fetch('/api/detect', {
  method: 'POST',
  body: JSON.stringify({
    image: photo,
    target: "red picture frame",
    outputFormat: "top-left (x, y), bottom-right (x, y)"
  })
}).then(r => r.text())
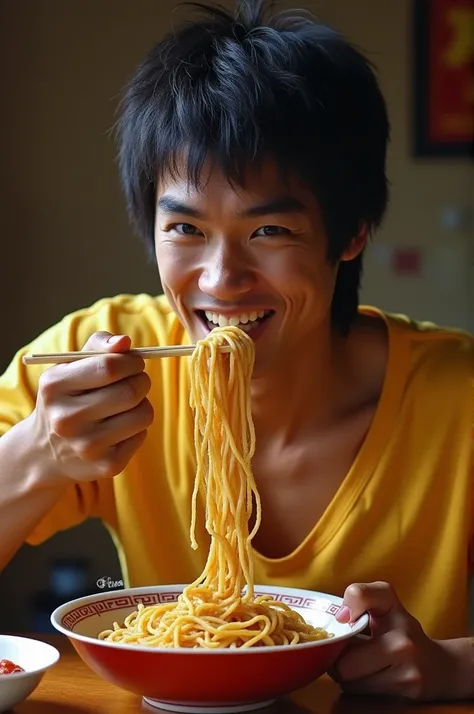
top-left (413, 0), bottom-right (473, 156)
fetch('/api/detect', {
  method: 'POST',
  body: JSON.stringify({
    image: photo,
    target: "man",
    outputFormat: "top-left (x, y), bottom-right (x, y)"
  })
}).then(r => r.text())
top-left (0, 0), bottom-right (473, 701)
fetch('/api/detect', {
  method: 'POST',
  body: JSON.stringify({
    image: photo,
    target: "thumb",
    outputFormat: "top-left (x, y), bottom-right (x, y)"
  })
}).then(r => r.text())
top-left (81, 331), bottom-right (131, 354)
top-left (336, 582), bottom-right (405, 637)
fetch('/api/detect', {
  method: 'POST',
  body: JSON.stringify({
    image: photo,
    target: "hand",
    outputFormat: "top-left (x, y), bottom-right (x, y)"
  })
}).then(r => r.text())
top-left (29, 331), bottom-right (154, 482)
top-left (331, 581), bottom-right (474, 701)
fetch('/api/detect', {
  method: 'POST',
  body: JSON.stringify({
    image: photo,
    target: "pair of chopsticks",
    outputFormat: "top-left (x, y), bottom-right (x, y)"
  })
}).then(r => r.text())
top-left (22, 344), bottom-right (231, 366)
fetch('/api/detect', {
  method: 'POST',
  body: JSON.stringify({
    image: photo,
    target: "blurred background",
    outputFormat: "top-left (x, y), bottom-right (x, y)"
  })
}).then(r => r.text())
top-left (0, 0), bottom-right (472, 631)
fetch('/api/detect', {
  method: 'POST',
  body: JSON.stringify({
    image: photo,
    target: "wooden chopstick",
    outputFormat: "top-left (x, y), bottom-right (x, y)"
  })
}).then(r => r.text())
top-left (21, 344), bottom-right (231, 366)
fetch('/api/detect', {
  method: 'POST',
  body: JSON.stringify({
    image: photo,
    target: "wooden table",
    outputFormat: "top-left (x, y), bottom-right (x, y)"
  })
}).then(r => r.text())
top-left (12, 634), bottom-right (473, 714)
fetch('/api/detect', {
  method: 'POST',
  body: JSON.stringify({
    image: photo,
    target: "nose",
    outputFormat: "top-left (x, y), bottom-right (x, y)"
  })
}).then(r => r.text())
top-left (198, 241), bottom-right (257, 301)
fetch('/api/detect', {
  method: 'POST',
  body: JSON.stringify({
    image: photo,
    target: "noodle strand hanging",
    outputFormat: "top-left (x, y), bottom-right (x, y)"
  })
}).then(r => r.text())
top-left (98, 327), bottom-right (331, 648)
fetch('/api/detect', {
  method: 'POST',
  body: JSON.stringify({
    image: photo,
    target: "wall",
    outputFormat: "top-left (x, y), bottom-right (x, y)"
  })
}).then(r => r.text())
top-left (0, 0), bottom-right (472, 630)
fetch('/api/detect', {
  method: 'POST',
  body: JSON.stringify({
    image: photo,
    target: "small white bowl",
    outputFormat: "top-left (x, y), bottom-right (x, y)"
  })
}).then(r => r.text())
top-left (0, 634), bottom-right (60, 713)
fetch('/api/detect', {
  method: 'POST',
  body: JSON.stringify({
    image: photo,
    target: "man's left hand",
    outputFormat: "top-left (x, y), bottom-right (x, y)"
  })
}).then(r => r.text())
top-left (331, 581), bottom-right (474, 701)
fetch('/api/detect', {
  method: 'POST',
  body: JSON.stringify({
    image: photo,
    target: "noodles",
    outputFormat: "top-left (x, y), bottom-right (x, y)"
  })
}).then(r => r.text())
top-left (98, 326), bottom-right (332, 648)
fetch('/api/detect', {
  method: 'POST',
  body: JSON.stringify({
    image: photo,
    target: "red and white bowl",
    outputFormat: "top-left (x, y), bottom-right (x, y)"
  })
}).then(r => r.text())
top-left (51, 585), bottom-right (368, 713)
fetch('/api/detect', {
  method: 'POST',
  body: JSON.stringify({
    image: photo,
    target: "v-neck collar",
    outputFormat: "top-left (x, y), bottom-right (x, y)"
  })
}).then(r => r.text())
top-left (253, 306), bottom-right (410, 564)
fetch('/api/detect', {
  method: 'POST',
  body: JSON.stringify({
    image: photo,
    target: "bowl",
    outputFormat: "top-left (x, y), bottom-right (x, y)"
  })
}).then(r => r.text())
top-left (0, 634), bottom-right (60, 713)
top-left (51, 584), bottom-right (368, 713)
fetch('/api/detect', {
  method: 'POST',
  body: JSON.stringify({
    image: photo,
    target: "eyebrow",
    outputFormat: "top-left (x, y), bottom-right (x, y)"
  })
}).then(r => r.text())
top-left (157, 196), bottom-right (204, 218)
top-left (157, 195), bottom-right (307, 219)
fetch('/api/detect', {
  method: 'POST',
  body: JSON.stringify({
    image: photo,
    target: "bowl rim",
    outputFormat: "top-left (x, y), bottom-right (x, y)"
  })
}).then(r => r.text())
top-left (0, 634), bottom-right (60, 678)
top-left (50, 584), bottom-right (369, 655)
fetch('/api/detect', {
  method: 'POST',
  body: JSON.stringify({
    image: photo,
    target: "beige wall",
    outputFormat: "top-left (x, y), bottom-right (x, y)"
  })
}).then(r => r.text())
top-left (0, 0), bottom-right (472, 629)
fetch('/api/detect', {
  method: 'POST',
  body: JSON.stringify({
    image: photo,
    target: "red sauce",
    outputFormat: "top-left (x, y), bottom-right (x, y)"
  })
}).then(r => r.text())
top-left (0, 659), bottom-right (25, 674)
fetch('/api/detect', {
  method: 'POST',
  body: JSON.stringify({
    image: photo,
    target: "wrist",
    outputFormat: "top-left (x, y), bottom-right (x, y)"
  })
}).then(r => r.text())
top-left (436, 637), bottom-right (474, 700)
top-left (8, 414), bottom-right (69, 492)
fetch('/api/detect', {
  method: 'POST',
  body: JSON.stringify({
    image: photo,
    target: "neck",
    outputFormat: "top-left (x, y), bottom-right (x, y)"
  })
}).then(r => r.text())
top-left (251, 321), bottom-right (350, 443)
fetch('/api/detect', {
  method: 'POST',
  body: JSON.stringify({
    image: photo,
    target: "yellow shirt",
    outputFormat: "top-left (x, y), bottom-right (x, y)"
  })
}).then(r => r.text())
top-left (0, 294), bottom-right (473, 640)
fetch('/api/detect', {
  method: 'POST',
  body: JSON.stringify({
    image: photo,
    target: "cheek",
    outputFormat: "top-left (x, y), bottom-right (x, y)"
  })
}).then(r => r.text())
top-left (264, 249), bottom-right (337, 305)
top-left (155, 242), bottom-right (195, 297)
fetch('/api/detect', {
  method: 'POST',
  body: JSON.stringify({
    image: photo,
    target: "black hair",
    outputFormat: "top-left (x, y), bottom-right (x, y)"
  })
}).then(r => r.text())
top-left (117, 0), bottom-right (390, 334)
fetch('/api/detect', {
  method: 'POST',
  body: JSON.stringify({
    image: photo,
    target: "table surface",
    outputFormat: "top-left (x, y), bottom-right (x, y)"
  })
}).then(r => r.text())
top-left (10, 634), bottom-right (473, 714)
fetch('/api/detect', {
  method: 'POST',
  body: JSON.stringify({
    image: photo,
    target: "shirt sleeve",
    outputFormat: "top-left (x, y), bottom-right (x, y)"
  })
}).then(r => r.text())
top-left (0, 302), bottom-right (120, 546)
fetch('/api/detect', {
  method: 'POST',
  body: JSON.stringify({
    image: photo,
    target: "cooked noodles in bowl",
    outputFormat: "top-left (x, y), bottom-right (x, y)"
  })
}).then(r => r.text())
top-left (51, 584), bottom-right (367, 712)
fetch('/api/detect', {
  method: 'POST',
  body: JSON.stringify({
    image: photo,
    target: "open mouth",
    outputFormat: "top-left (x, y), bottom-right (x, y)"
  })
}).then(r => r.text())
top-left (196, 309), bottom-right (274, 334)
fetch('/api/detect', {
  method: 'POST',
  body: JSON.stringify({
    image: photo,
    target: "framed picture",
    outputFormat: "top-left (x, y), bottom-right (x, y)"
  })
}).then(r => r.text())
top-left (413, 0), bottom-right (473, 157)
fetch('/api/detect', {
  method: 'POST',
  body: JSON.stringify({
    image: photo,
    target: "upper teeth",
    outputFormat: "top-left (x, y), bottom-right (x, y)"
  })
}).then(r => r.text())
top-left (204, 310), bottom-right (266, 327)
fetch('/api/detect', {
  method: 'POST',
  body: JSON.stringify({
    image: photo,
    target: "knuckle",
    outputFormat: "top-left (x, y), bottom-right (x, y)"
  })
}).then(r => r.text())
top-left (96, 459), bottom-right (121, 479)
top-left (141, 370), bottom-right (151, 391)
top-left (119, 373), bottom-right (149, 405)
top-left (344, 581), bottom-right (397, 610)
top-left (375, 581), bottom-right (396, 596)
top-left (117, 380), bottom-right (138, 405)
top-left (50, 409), bottom-right (74, 438)
top-left (114, 432), bottom-right (147, 472)
top-left (96, 355), bottom-right (120, 381)
top-left (38, 369), bottom-right (60, 402)
top-left (400, 667), bottom-right (423, 698)
top-left (391, 632), bottom-right (416, 660)
top-left (133, 372), bottom-right (151, 399)
top-left (140, 398), bottom-right (155, 426)
top-left (403, 667), bottom-right (422, 685)
top-left (344, 583), bottom-right (366, 601)
top-left (83, 331), bottom-right (111, 350)
top-left (128, 355), bottom-right (146, 374)
top-left (74, 438), bottom-right (101, 462)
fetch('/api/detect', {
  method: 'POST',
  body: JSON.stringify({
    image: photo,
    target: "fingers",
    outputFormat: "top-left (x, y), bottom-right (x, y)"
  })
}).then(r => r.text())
top-left (89, 431), bottom-right (150, 480)
top-left (39, 333), bottom-right (144, 395)
top-left (81, 331), bottom-right (131, 353)
top-left (32, 331), bottom-right (155, 482)
top-left (75, 398), bottom-right (155, 458)
top-left (334, 630), bottom-right (417, 683)
top-left (331, 582), bottom-right (447, 701)
top-left (337, 581), bottom-right (401, 624)
top-left (49, 372), bottom-right (152, 434)
top-left (110, 431), bottom-right (149, 473)
top-left (85, 372), bottom-right (152, 420)
top-left (339, 657), bottom-right (422, 700)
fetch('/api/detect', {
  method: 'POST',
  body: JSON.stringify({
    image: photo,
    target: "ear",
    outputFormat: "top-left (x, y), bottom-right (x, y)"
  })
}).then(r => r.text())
top-left (340, 224), bottom-right (368, 262)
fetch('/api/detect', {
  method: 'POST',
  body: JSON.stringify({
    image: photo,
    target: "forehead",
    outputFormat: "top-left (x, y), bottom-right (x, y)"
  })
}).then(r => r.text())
top-left (156, 158), bottom-right (317, 211)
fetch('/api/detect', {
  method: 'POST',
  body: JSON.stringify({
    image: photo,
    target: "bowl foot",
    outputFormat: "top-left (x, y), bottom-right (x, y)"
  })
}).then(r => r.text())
top-left (142, 698), bottom-right (277, 713)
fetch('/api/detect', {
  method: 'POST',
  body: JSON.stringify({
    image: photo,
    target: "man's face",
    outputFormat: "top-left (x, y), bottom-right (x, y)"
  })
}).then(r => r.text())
top-left (154, 161), bottom-right (359, 374)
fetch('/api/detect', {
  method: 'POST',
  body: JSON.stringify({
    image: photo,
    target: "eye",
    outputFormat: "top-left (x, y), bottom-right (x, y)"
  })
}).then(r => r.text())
top-left (170, 223), bottom-right (204, 236)
top-left (252, 225), bottom-right (290, 237)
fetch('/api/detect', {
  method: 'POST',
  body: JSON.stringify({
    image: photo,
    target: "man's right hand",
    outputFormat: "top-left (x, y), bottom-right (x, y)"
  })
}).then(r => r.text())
top-left (29, 331), bottom-right (154, 482)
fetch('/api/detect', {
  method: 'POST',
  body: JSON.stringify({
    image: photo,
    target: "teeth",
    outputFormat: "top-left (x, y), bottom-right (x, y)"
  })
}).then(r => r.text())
top-left (204, 310), bottom-right (269, 327)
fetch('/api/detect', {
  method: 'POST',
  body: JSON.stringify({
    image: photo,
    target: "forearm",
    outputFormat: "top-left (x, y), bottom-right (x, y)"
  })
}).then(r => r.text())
top-left (437, 637), bottom-right (474, 700)
top-left (0, 415), bottom-right (68, 571)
